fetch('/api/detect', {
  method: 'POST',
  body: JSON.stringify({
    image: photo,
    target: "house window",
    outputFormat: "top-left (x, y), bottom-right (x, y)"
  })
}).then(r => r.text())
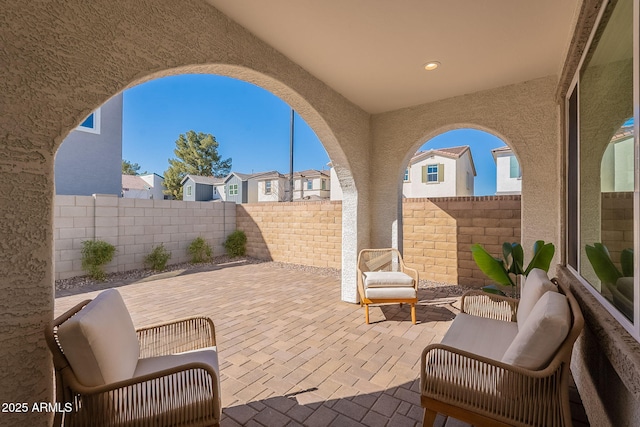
top-left (404, 168), bottom-right (410, 182)
top-left (509, 155), bottom-right (522, 179)
top-left (321, 179), bottom-right (326, 190)
top-left (186, 185), bottom-right (192, 196)
top-left (265, 181), bottom-right (272, 194)
top-left (307, 179), bottom-right (313, 190)
top-left (567, 0), bottom-right (637, 334)
top-left (76, 108), bottom-right (101, 134)
top-left (427, 164), bottom-right (438, 182)
top-left (229, 184), bottom-right (238, 195)
top-left (466, 171), bottom-right (472, 190)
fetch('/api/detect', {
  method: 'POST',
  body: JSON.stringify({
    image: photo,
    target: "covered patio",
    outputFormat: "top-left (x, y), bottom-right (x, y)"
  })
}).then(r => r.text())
top-left (54, 261), bottom-right (587, 426)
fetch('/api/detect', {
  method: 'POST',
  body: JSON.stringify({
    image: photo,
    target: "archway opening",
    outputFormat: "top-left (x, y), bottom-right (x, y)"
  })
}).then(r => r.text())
top-left (399, 128), bottom-right (522, 288)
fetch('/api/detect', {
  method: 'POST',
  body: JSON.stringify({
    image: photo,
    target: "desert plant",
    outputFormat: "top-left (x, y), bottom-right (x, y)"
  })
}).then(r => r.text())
top-left (224, 230), bottom-right (247, 257)
top-left (585, 242), bottom-right (633, 285)
top-left (144, 244), bottom-right (172, 271)
top-left (188, 237), bottom-right (212, 263)
top-left (81, 239), bottom-right (116, 280)
top-left (471, 240), bottom-right (555, 296)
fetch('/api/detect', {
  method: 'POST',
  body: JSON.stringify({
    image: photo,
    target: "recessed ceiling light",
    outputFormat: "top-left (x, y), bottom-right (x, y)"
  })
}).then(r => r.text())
top-left (423, 61), bottom-right (440, 71)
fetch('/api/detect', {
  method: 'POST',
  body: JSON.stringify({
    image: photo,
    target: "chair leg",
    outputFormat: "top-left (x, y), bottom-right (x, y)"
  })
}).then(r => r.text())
top-left (411, 304), bottom-right (416, 325)
top-left (423, 408), bottom-right (437, 427)
top-left (365, 304), bottom-right (370, 324)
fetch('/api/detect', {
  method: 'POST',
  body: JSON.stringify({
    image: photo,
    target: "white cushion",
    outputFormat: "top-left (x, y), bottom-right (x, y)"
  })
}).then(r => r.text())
top-left (57, 289), bottom-right (140, 387)
top-left (365, 286), bottom-right (417, 300)
top-left (517, 268), bottom-right (557, 329)
top-left (364, 271), bottom-right (414, 288)
top-left (502, 291), bottom-right (571, 370)
top-left (441, 313), bottom-right (519, 361)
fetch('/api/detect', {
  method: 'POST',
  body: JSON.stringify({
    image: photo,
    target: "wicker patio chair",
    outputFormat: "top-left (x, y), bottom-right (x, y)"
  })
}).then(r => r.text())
top-left (45, 289), bottom-right (221, 427)
top-left (420, 277), bottom-right (584, 427)
top-left (357, 248), bottom-right (419, 324)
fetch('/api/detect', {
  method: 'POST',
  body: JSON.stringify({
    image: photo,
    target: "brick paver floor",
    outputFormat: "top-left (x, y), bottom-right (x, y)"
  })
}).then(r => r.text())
top-left (54, 260), bottom-right (587, 427)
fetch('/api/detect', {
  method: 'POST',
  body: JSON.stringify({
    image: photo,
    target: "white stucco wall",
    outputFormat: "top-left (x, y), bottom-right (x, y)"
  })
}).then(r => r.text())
top-left (495, 153), bottom-right (523, 194)
top-left (403, 155), bottom-right (458, 198)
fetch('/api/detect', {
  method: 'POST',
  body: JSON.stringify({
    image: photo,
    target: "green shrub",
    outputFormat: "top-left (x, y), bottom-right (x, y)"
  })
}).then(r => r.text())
top-left (224, 230), bottom-right (247, 257)
top-left (144, 244), bottom-right (172, 271)
top-left (81, 240), bottom-right (116, 280)
top-left (188, 237), bottom-right (212, 263)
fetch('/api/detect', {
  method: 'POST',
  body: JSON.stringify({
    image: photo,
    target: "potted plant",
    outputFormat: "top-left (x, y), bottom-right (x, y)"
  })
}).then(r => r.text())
top-left (471, 240), bottom-right (555, 296)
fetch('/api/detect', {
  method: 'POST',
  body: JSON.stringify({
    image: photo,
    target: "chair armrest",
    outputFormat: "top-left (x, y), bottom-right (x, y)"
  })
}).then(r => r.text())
top-left (137, 316), bottom-right (216, 358)
top-left (401, 265), bottom-right (419, 288)
top-left (61, 362), bottom-right (220, 425)
top-left (420, 343), bottom-right (564, 426)
top-left (461, 290), bottom-right (518, 322)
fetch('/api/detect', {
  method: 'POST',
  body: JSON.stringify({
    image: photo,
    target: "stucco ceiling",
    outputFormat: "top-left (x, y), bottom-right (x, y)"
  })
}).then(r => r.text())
top-left (206, 0), bottom-right (581, 114)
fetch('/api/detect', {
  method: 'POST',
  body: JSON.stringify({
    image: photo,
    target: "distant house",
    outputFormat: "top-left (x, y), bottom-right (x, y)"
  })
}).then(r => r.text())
top-left (492, 146), bottom-right (522, 195)
top-left (181, 175), bottom-right (224, 202)
top-left (122, 173), bottom-right (166, 199)
top-left (601, 121), bottom-right (634, 192)
top-left (255, 171), bottom-right (288, 202)
top-left (402, 146), bottom-right (476, 198)
top-left (55, 93), bottom-right (123, 196)
top-left (292, 169), bottom-right (330, 200)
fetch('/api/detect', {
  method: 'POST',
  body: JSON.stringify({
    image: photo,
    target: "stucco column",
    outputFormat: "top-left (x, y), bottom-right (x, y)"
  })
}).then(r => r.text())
top-left (0, 151), bottom-right (55, 425)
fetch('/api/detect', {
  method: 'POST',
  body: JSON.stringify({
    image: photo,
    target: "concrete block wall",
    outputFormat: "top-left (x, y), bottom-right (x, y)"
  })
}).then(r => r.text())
top-left (402, 195), bottom-right (521, 287)
top-left (236, 201), bottom-right (342, 269)
top-left (601, 192), bottom-right (634, 271)
top-left (54, 194), bottom-right (236, 280)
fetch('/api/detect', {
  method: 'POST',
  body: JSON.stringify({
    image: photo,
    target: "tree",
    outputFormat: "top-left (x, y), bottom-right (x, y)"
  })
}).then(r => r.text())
top-left (163, 131), bottom-right (232, 199)
top-left (122, 160), bottom-right (146, 175)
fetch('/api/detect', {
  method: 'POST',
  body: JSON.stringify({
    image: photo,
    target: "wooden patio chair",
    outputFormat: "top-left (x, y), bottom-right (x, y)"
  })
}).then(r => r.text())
top-left (45, 288), bottom-right (221, 427)
top-left (357, 248), bottom-right (419, 324)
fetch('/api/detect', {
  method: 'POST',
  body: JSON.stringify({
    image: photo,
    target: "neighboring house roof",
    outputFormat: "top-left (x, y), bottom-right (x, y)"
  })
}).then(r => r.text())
top-left (293, 169), bottom-right (330, 179)
top-left (410, 145), bottom-right (477, 176)
top-left (491, 145), bottom-right (516, 162)
top-left (122, 175), bottom-right (150, 190)
top-left (141, 172), bottom-right (164, 179)
top-left (224, 170), bottom-right (284, 183)
top-left (180, 174), bottom-right (225, 186)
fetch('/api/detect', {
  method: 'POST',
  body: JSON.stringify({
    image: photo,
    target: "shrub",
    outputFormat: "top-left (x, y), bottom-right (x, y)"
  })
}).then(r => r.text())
top-left (81, 240), bottom-right (116, 280)
top-left (144, 244), bottom-right (172, 271)
top-left (188, 237), bottom-right (212, 263)
top-left (224, 230), bottom-right (247, 257)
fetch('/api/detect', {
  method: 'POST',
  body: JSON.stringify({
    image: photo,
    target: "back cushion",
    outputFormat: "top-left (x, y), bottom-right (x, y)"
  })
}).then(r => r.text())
top-left (502, 291), bottom-right (571, 370)
top-left (57, 289), bottom-right (140, 387)
top-left (517, 268), bottom-right (557, 328)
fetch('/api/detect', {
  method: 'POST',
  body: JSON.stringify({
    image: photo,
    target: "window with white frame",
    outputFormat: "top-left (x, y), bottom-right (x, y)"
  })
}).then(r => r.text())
top-left (76, 108), bottom-right (101, 134)
top-left (321, 179), bottom-right (326, 190)
top-left (427, 164), bottom-right (438, 182)
top-left (567, 0), bottom-right (638, 335)
top-left (307, 179), bottom-right (313, 190)
top-left (404, 168), bottom-right (410, 182)
top-left (229, 184), bottom-right (238, 195)
top-left (509, 155), bottom-right (522, 179)
top-left (186, 185), bottom-right (192, 196)
top-left (265, 181), bottom-right (272, 194)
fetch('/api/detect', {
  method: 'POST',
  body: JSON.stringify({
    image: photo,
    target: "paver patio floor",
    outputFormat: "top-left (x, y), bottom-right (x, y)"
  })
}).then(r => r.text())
top-left (54, 260), bottom-right (586, 427)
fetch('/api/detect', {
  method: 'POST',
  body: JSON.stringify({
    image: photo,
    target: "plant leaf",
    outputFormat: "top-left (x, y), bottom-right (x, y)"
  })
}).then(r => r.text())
top-left (510, 243), bottom-right (524, 275)
top-left (482, 284), bottom-right (507, 296)
top-left (585, 243), bottom-right (622, 285)
top-left (471, 243), bottom-right (514, 286)
top-left (621, 248), bottom-right (634, 277)
top-left (524, 241), bottom-right (555, 275)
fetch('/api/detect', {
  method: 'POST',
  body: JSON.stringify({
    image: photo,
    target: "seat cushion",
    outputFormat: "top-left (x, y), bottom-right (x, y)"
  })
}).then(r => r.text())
top-left (517, 268), bottom-right (557, 329)
top-left (364, 271), bottom-right (414, 288)
top-left (57, 289), bottom-right (140, 387)
top-left (441, 313), bottom-right (519, 361)
top-left (502, 291), bottom-right (571, 370)
top-left (365, 286), bottom-right (417, 300)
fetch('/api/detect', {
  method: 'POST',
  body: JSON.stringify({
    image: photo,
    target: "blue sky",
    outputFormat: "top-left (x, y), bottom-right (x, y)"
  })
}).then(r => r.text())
top-left (122, 74), bottom-right (506, 196)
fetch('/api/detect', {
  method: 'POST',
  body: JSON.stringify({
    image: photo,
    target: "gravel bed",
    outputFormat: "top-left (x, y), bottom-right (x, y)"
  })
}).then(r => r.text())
top-left (55, 256), bottom-right (469, 296)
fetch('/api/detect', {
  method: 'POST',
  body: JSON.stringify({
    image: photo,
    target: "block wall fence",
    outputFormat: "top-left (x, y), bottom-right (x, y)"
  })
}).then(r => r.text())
top-left (54, 195), bottom-right (236, 280)
top-left (54, 195), bottom-right (521, 287)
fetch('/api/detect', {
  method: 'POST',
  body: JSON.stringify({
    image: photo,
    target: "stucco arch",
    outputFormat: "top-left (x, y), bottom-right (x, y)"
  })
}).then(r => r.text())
top-left (0, 1), bottom-right (371, 421)
top-left (370, 76), bottom-right (561, 264)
